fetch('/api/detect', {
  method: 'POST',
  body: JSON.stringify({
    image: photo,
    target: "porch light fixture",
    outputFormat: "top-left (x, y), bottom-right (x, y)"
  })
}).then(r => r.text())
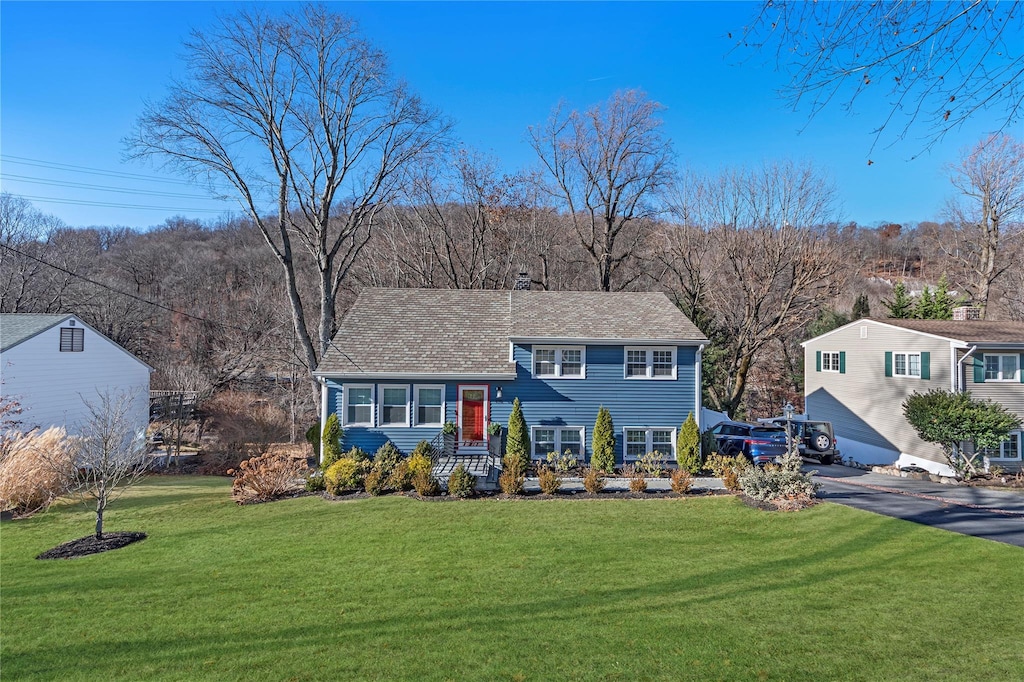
top-left (495, 386), bottom-right (503, 401)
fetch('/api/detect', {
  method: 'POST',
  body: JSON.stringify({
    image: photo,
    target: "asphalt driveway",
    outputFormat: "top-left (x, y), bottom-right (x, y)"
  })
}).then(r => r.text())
top-left (811, 464), bottom-right (1024, 547)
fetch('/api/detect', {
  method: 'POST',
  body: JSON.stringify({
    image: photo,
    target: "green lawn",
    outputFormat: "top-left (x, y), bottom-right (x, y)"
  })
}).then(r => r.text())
top-left (2, 478), bottom-right (1022, 681)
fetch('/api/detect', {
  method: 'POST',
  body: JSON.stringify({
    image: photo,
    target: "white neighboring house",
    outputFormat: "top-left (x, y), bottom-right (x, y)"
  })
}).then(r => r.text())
top-left (0, 314), bottom-right (152, 436)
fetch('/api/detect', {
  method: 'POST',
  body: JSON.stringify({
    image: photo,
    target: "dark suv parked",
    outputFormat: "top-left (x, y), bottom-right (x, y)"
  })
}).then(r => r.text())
top-left (767, 419), bottom-right (840, 464)
top-left (707, 421), bottom-right (789, 465)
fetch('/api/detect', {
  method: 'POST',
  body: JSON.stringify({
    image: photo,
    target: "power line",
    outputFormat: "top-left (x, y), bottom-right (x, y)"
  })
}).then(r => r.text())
top-left (0, 241), bottom-right (254, 332)
top-left (0, 154), bottom-right (208, 187)
top-left (1, 172), bottom-right (228, 200)
top-left (10, 193), bottom-right (233, 214)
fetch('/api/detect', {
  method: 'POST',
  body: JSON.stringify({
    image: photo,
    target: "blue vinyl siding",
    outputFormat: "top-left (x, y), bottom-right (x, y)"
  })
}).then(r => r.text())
top-left (325, 344), bottom-right (699, 464)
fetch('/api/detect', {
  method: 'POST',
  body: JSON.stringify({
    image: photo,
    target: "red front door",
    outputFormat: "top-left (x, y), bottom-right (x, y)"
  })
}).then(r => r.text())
top-left (459, 387), bottom-right (486, 443)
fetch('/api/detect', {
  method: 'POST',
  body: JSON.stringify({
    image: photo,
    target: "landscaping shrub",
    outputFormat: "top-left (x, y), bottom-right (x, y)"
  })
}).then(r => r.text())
top-left (388, 459), bottom-right (413, 491)
top-left (739, 451), bottom-right (820, 502)
top-left (231, 452), bottom-right (305, 504)
top-left (411, 469), bottom-right (441, 497)
top-left (408, 441), bottom-right (434, 476)
top-left (321, 414), bottom-right (344, 469)
top-left (537, 464), bottom-right (562, 495)
top-left (670, 467), bottom-right (693, 494)
top-left (676, 412), bottom-right (702, 474)
top-left (364, 468), bottom-right (387, 496)
top-left (447, 464), bottom-right (476, 498)
top-left (546, 449), bottom-right (577, 474)
top-left (324, 457), bottom-right (365, 495)
top-left (304, 469), bottom-right (325, 492)
top-left (591, 406), bottom-right (616, 472)
top-left (304, 423), bottom-right (321, 460)
top-left (638, 450), bottom-right (666, 477)
top-left (624, 464), bottom-right (648, 493)
top-left (722, 467), bottom-right (742, 492)
top-left (701, 429), bottom-right (718, 460)
top-left (505, 398), bottom-right (530, 472)
top-left (582, 466), bottom-right (606, 494)
top-left (499, 459), bottom-right (525, 495)
top-left (343, 446), bottom-right (369, 462)
top-left (372, 441), bottom-right (403, 479)
top-left (706, 453), bottom-right (748, 478)
top-left (0, 427), bottom-right (75, 517)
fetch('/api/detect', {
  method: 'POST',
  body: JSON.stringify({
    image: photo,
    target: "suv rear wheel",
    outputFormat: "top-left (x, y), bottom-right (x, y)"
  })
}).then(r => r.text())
top-left (811, 432), bottom-right (832, 452)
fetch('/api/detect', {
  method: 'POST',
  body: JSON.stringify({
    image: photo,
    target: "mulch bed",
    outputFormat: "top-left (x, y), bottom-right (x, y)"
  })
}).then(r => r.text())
top-left (323, 488), bottom-right (733, 502)
top-left (36, 532), bottom-right (147, 560)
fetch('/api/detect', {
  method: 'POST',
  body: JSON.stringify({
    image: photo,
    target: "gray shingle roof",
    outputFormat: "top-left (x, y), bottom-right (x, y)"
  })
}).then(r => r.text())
top-left (316, 289), bottom-right (707, 377)
top-left (0, 314), bottom-right (72, 352)
top-left (875, 318), bottom-right (1024, 345)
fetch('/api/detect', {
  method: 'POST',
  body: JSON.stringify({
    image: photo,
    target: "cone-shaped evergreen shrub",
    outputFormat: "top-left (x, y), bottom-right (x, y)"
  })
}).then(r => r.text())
top-left (321, 414), bottom-right (343, 468)
top-left (505, 397), bottom-right (530, 471)
top-left (591, 406), bottom-right (616, 472)
top-left (676, 412), bottom-right (701, 474)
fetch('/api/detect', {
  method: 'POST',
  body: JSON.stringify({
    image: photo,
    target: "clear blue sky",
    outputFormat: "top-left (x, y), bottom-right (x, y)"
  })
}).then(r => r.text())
top-left (0, 1), bottom-right (1009, 230)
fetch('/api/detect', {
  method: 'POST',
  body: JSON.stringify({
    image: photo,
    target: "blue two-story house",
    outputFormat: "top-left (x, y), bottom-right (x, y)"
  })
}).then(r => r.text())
top-left (314, 286), bottom-right (708, 471)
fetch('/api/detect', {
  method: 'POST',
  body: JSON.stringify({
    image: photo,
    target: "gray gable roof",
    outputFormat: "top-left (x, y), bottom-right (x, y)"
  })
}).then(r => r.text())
top-left (0, 314), bottom-right (72, 352)
top-left (316, 289), bottom-right (707, 377)
top-left (873, 318), bottom-right (1024, 346)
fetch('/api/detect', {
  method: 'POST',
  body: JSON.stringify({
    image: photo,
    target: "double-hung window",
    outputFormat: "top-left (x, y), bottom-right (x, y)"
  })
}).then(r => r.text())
top-left (894, 352), bottom-right (920, 377)
top-left (624, 347), bottom-right (676, 379)
top-left (979, 431), bottom-right (1021, 461)
top-left (532, 346), bottom-right (585, 378)
top-left (344, 385), bottom-right (374, 426)
top-left (821, 352), bottom-right (841, 372)
top-left (985, 355), bottom-right (1020, 382)
top-left (531, 426), bottom-right (585, 460)
top-left (413, 385), bottom-right (444, 427)
top-left (624, 428), bottom-right (676, 460)
top-left (380, 386), bottom-right (409, 427)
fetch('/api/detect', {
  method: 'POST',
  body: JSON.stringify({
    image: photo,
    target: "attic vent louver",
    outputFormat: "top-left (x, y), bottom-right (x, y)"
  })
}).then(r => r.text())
top-left (513, 271), bottom-right (531, 291)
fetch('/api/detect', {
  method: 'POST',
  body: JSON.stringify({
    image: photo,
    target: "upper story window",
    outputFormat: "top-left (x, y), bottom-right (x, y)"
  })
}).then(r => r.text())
top-left (885, 351), bottom-right (930, 379)
top-left (624, 347), bottom-right (677, 380)
top-left (532, 346), bottom-right (585, 379)
top-left (821, 352), bottom-right (841, 372)
top-left (59, 327), bottom-right (84, 352)
top-left (344, 385), bottom-right (374, 427)
top-left (985, 354), bottom-right (1020, 382)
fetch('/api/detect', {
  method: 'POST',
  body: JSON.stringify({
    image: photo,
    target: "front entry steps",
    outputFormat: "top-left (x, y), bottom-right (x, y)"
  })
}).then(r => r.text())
top-left (432, 455), bottom-right (501, 491)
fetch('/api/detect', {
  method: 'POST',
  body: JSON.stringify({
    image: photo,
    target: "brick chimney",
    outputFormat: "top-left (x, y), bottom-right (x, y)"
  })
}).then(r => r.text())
top-left (953, 306), bottom-right (982, 321)
top-left (513, 271), bottom-right (531, 291)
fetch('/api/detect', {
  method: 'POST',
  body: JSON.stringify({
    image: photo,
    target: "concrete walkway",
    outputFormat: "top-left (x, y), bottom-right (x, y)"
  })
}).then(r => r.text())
top-left (811, 464), bottom-right (1024, 547)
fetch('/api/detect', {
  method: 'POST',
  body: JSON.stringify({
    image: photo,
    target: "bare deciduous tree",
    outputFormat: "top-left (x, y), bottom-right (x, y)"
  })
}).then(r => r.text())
top-left (935, 134), bottom-right (1024, 317)
top-left (739, 1), bottom-right (1024, 152)
top-left (128, 5), bottom-right (450, 383)
top-left (529, 89), bottom-right (674, 291)
top-left (67, 390), bottom-right (150, 539)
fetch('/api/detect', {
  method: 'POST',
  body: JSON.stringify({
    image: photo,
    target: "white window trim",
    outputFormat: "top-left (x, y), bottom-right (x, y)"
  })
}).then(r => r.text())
top-left (532, 345), bottom-right (586, 379)
top-left (623, 346), bottom-right (677, 380)
top-left (622, 427), bottom-right (678, 461)
top-left (981, 431), bottom-right (1022, 462)
top-left (530, 425), bottom-right (586, 460)
top-left (412, 384), bottom-right (446, 428)
top-left (379, 384), bottom-right (410, 428)
top-left (985, 354), bottom-right (1020, 382)
top-left (892, 351), bottom-right (922, 378)
top-left (821, 351), bottom-right (841, 373)
top-left (343, 384), bottom-right (375, 427)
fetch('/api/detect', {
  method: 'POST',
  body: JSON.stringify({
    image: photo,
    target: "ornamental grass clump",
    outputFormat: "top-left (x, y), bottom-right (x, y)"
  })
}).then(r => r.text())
top-left (231, 452), bottom-right (305, 504)
top-left (0, 427), bottom-right (75, 518)
top-left (447, 464), bottom-right (476, 498)
top-left (537, 463), bottom-right (562, 495)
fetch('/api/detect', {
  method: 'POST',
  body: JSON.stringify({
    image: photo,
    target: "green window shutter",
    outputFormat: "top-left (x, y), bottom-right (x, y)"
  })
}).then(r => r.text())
top-left (1020, 354), bottom-right (1024, 383)
top-left (839, 351), bottom-right (846, 374)
top-left (974, 354), bottom-right (985, 384)
top-left (920, 351), bottom-right (930, 380)
top-left (815, 350), bottom-right (822, 372)
top-left (884, 351), bottom-right (892, 377)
